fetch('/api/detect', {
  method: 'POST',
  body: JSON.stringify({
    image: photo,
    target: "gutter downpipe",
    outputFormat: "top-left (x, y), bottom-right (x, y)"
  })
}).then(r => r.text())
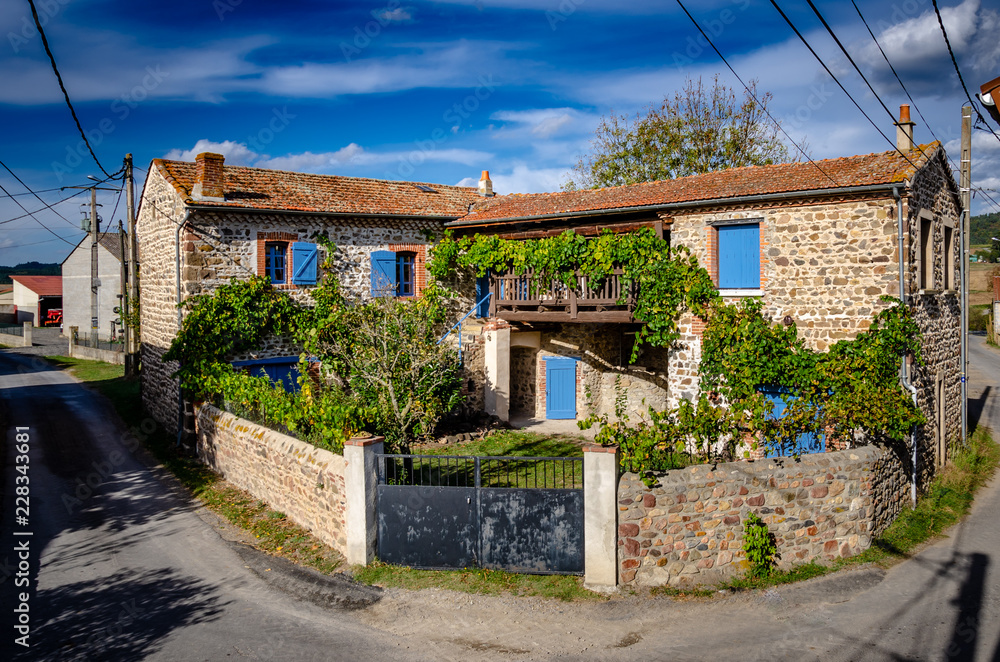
top-left (176, 210), bottom-right (192, 447)
top-left (894, 186), bottom-right (919, 508)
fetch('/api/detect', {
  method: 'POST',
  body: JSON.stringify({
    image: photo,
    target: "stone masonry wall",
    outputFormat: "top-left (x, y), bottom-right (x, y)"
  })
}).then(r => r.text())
top-left (616, 445), bottom-right (909, 587)
top-left (195, 403), bottom-right (348, 555)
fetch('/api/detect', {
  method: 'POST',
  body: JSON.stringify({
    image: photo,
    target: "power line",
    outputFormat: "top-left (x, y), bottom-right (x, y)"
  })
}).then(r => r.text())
top-left (0, 158), bottom-right (78, 227)
top-left (25, 0), bottom-right (122, 180)
top-left (768, 0), bottom-right (924, 174)
top-left (0, 188), bottom-right (88, 225)
top-left (0, 235), bottom-right (85, 251)
top-left (931, 0), bottom-right (1000, 144)
top-left (672, 0), bottom-right (841, 187)
top-left (0, 177), bottom-right (78, 245)
top-left (0, 186), bottom-right (68, 199)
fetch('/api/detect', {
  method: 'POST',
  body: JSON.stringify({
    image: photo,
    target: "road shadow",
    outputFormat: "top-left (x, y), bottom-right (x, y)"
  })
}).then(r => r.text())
top-left (7, 567), bottom-right (227, 661)
top-left (969, 385), bottom-right (992, 435)
top-left (945, 552), bottom-right (988, 660)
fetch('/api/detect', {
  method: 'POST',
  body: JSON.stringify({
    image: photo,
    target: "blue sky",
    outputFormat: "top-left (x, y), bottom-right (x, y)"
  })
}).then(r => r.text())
top-left (1, 0), bottom-right (999, 264)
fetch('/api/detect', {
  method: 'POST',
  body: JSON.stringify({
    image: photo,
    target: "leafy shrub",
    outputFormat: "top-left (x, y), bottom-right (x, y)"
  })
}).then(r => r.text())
top-left (743, 512), bottom-right (779, 579)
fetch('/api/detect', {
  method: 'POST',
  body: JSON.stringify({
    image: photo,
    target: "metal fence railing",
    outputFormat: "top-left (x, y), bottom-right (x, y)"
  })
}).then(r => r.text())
top-left (0, 322), bottom-right (24, 337)
top-left (73, 335), bottom-right (125, 352)
top-left (378, 454), bottom-right (584, 490)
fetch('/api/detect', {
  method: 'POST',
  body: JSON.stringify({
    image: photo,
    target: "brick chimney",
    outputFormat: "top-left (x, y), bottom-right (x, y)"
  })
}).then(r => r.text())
top-left (478, 170), bottom-right (494, 197)
top-left (192, 152), bottom-right (226, 201)
top-left (895, 105), bottom-right (915, 152)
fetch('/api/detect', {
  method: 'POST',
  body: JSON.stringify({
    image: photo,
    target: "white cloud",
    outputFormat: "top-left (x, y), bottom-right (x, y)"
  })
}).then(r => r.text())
top-left (492, 108), bottom-right (579, 138)
top-left (163, 140), bottom-right (493, 174)
top-left (456, 163), bottom-right (572, 194)
top-left (164, 139), bottom-right (259, 165)
top-left (378, 8), bottom-right (413, 22)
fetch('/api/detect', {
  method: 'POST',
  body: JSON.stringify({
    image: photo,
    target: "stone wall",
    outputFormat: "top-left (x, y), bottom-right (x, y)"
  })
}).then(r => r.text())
top-left (195, 403), bottom-right (348, 555)
top-left (616, 445), bottom-right (909, 587)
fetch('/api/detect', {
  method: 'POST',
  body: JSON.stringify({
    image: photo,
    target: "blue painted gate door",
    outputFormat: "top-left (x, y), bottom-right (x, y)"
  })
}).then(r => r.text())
top-left (545, 357), bottom-right (577, 420)
top-left (761, 387), bottom-right (825, 457)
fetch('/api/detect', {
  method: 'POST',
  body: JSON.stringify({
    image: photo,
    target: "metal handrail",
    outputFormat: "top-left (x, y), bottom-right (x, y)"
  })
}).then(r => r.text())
top-left (437, 292), bottom-right (492, 364)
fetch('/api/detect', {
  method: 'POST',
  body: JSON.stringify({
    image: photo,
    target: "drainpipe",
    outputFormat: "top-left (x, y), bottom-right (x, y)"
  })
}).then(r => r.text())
top-left (894, 187), bottom-right (919, 508)
top-left (176, 210), bottom-right (192, 446)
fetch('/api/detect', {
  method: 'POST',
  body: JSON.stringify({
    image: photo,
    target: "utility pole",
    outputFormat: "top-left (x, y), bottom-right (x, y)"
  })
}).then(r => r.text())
top-left (118, 221), bottom-right (128, 354)
top-left (125, 154), bottom-right (139, 377)
top-left (90, 186), bottom-right (99, 345)
top-left (961, 106), bottom-right (972, 444)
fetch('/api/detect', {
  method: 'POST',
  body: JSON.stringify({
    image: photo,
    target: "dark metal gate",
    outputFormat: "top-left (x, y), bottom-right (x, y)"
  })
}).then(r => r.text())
top-left (376, 454), bottom-right (584, 574)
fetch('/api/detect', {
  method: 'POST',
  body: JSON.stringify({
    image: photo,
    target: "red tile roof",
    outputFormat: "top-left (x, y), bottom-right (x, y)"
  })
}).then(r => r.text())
top-left (456, 144), bottom-right (940, 225)
top-left (153, 159), bottom-right (482, 218)
top-left (10, 275), bottom-right (61, 297)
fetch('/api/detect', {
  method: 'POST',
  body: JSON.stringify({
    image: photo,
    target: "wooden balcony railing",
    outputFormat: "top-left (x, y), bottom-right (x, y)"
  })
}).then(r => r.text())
top-left (488, 269), bottom-right (637, 323)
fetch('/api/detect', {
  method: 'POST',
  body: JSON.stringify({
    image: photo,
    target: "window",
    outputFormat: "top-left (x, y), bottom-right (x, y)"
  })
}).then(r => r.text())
top-left (919, 214), bottom-right (933, 290)
top-left (265, 242), bottom-right (287, 284)
top-left (717, 223), bottom-right (760, 290)
top-left (232, 356), bottom-right (300, 393)
top-left (396, 252), bottom-right (415, 297)
top-left (943, 226), bottom-right (955, 290)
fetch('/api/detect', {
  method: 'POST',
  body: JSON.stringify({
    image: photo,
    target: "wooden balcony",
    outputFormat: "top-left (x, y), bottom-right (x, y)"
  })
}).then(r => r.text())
top-left (488, 269), bottom-right (637, 323)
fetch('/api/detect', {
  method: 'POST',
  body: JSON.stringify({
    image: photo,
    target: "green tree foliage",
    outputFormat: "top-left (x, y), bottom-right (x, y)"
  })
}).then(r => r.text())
top-left (565, 76), bottom-right (796, 190)
top-left (430, 228), bottom-right (718, 355)
top-left (165, 276), bottom-right (308, 395)
top-left (969, 212), bottom-right (1000, 245)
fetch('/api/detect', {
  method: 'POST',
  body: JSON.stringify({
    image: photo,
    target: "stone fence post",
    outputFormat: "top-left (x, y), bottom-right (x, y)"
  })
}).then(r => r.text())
top-left (68, 326), bottom-right (78, 356)
top-left (584, 444), bottom-right (619, 592)
top-left (344, 435), bottom-right (384, 565)
top-left (22, 321), bottom-right (31, 348)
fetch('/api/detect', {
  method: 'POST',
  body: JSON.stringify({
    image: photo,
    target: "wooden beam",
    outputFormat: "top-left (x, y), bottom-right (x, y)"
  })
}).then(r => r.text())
top-left (498, 310), bottom-right (635, 323)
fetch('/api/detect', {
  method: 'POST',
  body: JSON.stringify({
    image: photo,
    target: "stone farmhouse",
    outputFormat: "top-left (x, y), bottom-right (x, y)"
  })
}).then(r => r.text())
top-left (137, 108), bottom-right (961, 484)
top-left (453, 118), bottom-right (960, 484)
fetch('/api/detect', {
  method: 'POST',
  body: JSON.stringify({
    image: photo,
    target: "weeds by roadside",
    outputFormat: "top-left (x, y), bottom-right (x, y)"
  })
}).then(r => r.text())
top-left (353, 560), bottom-right (602, 602)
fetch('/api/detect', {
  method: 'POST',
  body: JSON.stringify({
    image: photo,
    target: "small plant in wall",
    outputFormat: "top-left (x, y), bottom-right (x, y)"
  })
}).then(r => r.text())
top-left (743, 511), bottom-right (779, 580)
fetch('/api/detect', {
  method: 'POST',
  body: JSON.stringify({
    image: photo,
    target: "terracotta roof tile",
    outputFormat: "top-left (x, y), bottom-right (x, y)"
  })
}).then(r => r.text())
top-left (11, 275), bottom-right (61, 297)
top-left (153, 159), bottom-right (482, 218)
top-left (458, 144), bottom-right (939, 224)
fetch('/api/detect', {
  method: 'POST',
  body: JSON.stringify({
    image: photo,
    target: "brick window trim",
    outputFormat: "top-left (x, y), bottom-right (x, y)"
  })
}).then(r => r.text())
top-left (257, 232), bottom-right (299, 290)
top-left (388, 243), bottom-right (428, 297)
top-left (705, 220), bottom-right (768, 292)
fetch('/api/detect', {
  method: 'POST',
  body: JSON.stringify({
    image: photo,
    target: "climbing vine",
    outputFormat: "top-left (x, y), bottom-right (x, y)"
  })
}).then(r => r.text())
top-left (429, 228), bottom-right (719, 357)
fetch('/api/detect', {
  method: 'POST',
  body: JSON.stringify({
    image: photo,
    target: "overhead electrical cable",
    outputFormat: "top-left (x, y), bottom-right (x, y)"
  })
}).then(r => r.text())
top-left (25, 0), bottom-right (122, 179)
top-left (673, 0), bottom-right (841, 187)
top-left (931, 0), bottom-right (1000, 143)
top-left (0, 158), bottom-right (78, 227)
top-left (768, 0), bottom-right (924, 173)
top-left (0, 178), bottom-right (77, 245)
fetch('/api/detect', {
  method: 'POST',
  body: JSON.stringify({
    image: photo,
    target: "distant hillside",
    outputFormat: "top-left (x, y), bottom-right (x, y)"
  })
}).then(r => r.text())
top-left (0, 262), bottom-right (60, 285)
top-left (971, 212), bottom-right (1000, 245)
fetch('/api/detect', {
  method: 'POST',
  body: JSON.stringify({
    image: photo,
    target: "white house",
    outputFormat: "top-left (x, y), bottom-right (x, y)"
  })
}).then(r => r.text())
top-left (61, 232), bottom-right (126, 340)
top-left (10, 275), bottom-right (62, 325)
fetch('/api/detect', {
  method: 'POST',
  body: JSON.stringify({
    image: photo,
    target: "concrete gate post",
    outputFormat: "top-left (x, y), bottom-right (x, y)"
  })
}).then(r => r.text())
top-left (22, 322), bottom-right (32, 348)
top-left (584, 444), bottom-right (619, 592)
top-left (484, 322), bottom-right (510, 422)
top-left (344, 435), bottom-right (384, 566)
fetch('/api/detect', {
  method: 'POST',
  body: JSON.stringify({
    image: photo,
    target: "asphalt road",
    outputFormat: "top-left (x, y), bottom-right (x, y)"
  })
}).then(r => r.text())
top-left (0, 350), bottom-right (416, 661)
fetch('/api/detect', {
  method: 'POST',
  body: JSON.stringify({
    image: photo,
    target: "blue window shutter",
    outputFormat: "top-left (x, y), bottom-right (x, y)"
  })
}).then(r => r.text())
top-left (718, 224), bottom-right (760, 289)
top-left (371, 250), bottom-right (396, 297)
top-left (291, 242), bottom-right (318, 285)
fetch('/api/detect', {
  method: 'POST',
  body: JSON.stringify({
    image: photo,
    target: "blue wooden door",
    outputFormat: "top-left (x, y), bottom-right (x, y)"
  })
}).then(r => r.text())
top-left (760, 387), bottom-right (824, 457)
top-left (718, 224), bottom-right (760, 289)
top-left (545, 358), bottom-right (577, 420)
